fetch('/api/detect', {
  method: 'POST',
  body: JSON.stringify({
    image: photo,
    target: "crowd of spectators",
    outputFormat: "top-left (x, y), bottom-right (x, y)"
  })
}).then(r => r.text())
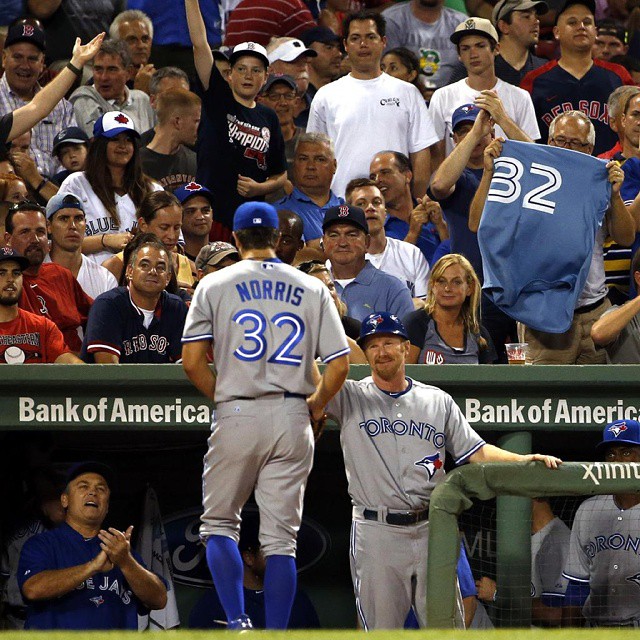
top-left (1, 0), bottom-right (639, 365)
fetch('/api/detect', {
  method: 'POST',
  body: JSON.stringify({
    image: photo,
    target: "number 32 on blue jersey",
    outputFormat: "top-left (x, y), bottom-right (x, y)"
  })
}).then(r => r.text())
top-left (233, 309), bottom-right (305, 366)
top-left (488, 156), bottom-right (562, 215)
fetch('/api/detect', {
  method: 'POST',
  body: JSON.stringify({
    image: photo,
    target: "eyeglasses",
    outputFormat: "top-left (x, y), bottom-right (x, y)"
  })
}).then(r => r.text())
top-left (8, 200), bottom-right (45, 215)
top-left (550, 136), bottom-right (591, 150)
top-left (265, 91), bottom-right (297, 102)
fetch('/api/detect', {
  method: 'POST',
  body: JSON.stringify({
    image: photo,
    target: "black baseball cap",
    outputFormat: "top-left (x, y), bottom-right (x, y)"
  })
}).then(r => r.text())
top-left (66, 461), bottom-right (115, 489)
top-left (0, 247), bottom-right (29, 271)
top-left (322, 204), bottom-right (369, 234)
top-left (555, 0), bottom-right (596, 23)
top-left (5, 19), bottom-right (46, 52)
top-left (300, 26), bottom-right (341, 47)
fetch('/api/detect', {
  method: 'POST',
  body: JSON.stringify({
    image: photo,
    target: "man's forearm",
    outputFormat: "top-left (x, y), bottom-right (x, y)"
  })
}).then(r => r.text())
top-left (182, 341), bottom-right (216, 401)
top-left (468, 169), bottom-right (492, 232)
top-left (430, 134), bottom-right (477, 199)
top-left (118, 557), bottom-right (167, 610)
top-left (591, 295), bottom-right (640, 346)
top-left (608, 194), bottom-right (635, 246)
top-left (308, 355), bottom-right (349, 412)
top-left (260, 171), bottom-right (287, 196)
top-left (495, 117), bottom-right (533, 143)
top-left (22, 562), bottom-right (97, 601)
top-left (409, 149), bottom-right (431, 199)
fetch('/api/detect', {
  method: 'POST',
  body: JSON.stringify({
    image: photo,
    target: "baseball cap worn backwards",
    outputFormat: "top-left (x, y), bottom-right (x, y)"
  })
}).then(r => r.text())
top-left (450, 18), bottom-right (499, 45)
top-left (233, 202), bottom-right (279, 231)
top-left (46, 192), bottom-right (84, 219)
top-left (596, 420), bottom-right (640, 452)
top-left (323, 204), bottom-right (369, 234)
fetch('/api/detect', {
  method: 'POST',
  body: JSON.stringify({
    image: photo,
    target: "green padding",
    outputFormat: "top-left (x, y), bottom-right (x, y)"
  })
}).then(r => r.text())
top-left (426, 461), bottom-right (640, 628)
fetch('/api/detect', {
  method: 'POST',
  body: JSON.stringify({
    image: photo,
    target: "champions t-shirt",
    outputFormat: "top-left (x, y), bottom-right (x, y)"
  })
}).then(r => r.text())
top-left (196, 64), bottom-right (286, 232)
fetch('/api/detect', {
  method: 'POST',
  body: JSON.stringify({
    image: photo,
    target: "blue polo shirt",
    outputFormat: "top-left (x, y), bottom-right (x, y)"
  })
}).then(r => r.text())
top-left (384, 215), bottom-right (441, 265)
top-left (275, 187), bottom-right (344, 241)
top-left (332, 261), bottom-right (414, 322)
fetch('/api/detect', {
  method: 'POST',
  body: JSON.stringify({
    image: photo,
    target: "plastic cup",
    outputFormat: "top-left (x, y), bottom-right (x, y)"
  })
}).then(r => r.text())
top-left (505, 342), bottom-right (528, 365)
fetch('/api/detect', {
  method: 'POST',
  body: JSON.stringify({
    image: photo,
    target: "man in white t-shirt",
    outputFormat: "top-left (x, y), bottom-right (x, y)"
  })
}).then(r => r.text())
top-left (382, 0), bottom-right (467, 88)
top-left (428, 17), bottom-right (539, 165)
top-left (45, 192), bottom-right (118, 299)
top-left (307, 10), bottom-right (438, 200)
top-left (346, 177), bottom-right (429, 306)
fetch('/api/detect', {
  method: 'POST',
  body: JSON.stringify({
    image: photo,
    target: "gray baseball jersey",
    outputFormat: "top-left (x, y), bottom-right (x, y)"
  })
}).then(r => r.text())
top-left (563, 495), bottom-right (640, 624)
top-left (183, 259), bottom-right (350, 402)
top-left (531, 516), bottom-right (570, 601)
top-left (327, 376), bottom-right (482, 629)
top-left (327, 377), bottom-right (485, 510)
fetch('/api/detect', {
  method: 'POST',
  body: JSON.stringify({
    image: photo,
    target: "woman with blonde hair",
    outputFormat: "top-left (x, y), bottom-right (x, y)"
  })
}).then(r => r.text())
top-left (404, 254), bottom-right (497, 364)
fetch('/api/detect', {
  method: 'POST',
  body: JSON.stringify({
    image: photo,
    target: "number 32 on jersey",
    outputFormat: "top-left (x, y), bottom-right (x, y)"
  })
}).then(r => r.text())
top-left (487, 156), bottom-right (562, 215)
top-left (233, 309), bottom-right (305, 365)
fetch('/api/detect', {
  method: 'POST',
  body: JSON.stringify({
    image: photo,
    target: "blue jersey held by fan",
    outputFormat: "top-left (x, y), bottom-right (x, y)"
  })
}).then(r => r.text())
top-left (478, 140), bottom-right (611, 333)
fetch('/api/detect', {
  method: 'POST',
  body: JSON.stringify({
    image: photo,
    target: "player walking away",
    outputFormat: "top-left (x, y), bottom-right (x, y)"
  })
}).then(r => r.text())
top-left (325, 312), bottom-right (561, 630)
top-left (182, 202), bottom-right (350, 630)
top-left (562, 419), bottom-right (640, 627)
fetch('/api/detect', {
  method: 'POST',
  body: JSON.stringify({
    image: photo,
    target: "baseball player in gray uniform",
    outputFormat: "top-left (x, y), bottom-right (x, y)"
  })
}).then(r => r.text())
top-left (562, 419), bottom-right (640, 627)
top-left (181, 202), bottom-right (350, 630)
top-left (326, 312), bottom-right (561, 630)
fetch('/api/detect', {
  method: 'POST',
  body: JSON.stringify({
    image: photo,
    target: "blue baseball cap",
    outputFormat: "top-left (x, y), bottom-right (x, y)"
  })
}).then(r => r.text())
top-left (93, 111), bottom-right (140, 139)
top-left (45, 192), bottom-right (84, 219)
top-left (65, 461), bottom-right (115, 489)
top-left (233, 202), bottom-right (279, 231)
top-left (52, 126), bottom-right (89, 156)
top-left (358, 312), bottom-right (409, 346)
top-left (174, 182), bottom-right (215, 206)
top-left (452, 104), bottom-right (481, 131)
top-left (596, 420), bottom-right (640, 451)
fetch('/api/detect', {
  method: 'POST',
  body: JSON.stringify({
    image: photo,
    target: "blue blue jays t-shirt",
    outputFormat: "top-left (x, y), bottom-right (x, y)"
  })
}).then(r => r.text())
top-left (479, 140), bottom-right (610, 333)
top-left (18, 523), bottom-right (149, 629)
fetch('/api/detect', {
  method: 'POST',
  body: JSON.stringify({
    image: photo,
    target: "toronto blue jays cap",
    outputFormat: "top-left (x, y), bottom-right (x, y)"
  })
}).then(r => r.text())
top-left (596, 420), bottom-right (640, 451)
top-left (322, 204), bottom-right (368, 234)
top-left (45, 192), bottom-right (84, 219)
top-left (233, 202), bottom-right (279, 231)
top-left (452, 104), bottom-right (482, 131)
top-left (93, 111), bottom-right (140, 139)
top-left (66, 461), bottom-right (116, 489)
top-left (0, 247), bottom-right (29, 271)
top-left (52, 126), bottom-right (89, 156)
top-left (358, 312), bottom-right (409, 346)
top-left (174, 182), bottom-right (215, 206)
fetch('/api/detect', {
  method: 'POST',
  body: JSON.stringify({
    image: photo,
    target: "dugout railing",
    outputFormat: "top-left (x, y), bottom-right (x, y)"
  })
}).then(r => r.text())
top-left (426, 461), bottom-right (640, 628)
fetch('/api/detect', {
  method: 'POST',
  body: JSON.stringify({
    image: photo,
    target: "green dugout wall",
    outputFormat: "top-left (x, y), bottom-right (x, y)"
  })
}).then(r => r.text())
top-left (2, 364), bottom-right (640, 627)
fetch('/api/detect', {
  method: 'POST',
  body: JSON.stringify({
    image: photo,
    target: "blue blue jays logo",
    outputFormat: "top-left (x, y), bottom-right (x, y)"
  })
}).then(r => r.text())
top-left (626, 572), bottom-right (640, 588)
top-left (415, 453), bottom-right (443, 479)
top-left (90, 595), bottom-right (105, 607)
top-left (608, 422), bottom-right (628, 438)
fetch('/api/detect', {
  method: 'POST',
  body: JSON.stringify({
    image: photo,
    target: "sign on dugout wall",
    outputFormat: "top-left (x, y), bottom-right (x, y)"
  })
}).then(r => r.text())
top-left (1, 364), bottom-right (639, 430)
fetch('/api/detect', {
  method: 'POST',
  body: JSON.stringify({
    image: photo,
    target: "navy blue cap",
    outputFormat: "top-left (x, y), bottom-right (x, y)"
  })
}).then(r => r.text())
top-left (52, 126), bottom-right (89, 156)
top-left (0, 247), bottom-right (29, 271)
top-left (596, 420), bottom-right (640, 451)
top-left (66, 461), bottom-right (115, 489)
top-left (5, 20), bottom-right (46, 52)
top-left (322, 204), bottom-right (368, 234)
top-left (174, 182), bottom-right (215, 206)
top-left (358, 312), bottom-right (409, 346)
top-left (300, 26), bottom-right (341, 46)
top-left (452, 104), bottom-right (481, 131)
top-left (233, 202), bottom-right (279, 231)
top-left (262, 74), bottom-right (297, 93)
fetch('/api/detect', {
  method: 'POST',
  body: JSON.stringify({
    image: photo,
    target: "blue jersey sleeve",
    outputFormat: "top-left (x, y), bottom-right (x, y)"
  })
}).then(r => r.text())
top-left (457, 543), bottom-right (477, 598)
top-left (17, 533), bottom-right (51, 593)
